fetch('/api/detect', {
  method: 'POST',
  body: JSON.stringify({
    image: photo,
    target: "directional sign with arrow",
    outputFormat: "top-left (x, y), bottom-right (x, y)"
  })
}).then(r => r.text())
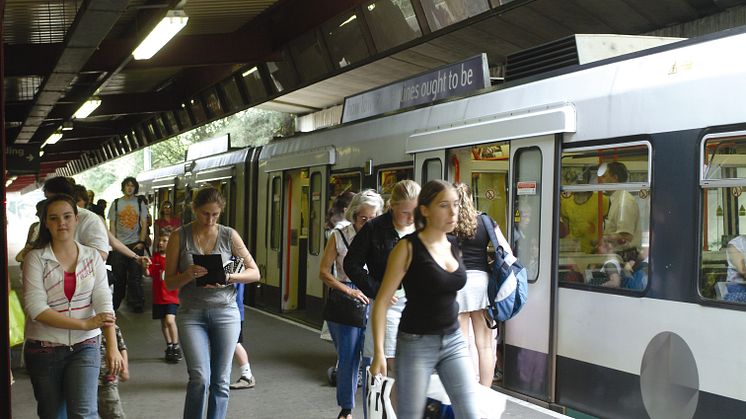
top-left (7, 144), bottom-right (41, 175)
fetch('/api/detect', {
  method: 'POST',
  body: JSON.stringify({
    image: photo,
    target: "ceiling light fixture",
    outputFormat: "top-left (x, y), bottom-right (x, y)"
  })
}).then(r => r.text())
top-left (132, 10), bottom-right (189, 60)
top-left (62, 121), bottom-right (74, 131)
top-left (72, 98), bottom-right (102, 119)
top-left (339, 15), bottom-right (357, 27)
top-left (242, 67), bottom-right (258, 77)
top-left (41, 131), bottom-right (63, 148)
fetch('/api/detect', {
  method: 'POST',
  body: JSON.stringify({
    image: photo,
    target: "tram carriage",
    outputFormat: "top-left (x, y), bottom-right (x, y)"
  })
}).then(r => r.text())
top-left (139, 28), bottom-right (746, 418)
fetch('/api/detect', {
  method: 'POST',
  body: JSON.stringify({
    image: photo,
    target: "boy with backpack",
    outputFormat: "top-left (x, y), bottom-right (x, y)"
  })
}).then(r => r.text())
top-left (108, 177), bottom-right (149, 312)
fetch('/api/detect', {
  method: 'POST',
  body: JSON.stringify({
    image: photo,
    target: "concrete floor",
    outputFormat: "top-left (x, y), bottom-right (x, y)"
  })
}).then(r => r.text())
top-left (11, 301), bottom-right (350, 419)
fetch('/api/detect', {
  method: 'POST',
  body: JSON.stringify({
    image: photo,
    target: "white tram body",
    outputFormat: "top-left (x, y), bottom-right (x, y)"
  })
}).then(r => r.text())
top-left (140, 28), bottom-right (746, 417)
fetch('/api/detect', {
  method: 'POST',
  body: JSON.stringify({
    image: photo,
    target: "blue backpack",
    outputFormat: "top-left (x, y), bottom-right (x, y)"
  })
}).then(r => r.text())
top-left (481, 214), bottom-right (528, 326)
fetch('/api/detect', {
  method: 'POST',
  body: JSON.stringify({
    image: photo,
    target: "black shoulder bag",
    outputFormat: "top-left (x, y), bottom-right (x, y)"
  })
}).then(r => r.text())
top-left (322, 228), bottom-right (367, 328)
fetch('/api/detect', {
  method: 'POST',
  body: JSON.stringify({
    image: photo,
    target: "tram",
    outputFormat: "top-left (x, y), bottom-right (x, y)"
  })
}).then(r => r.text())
top-left (138, 27), bottom-right (746, 418)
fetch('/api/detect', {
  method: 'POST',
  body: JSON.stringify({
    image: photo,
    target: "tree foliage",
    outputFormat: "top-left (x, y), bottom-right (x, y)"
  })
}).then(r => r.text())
top-left (73, 108), bottom-right (295, 198)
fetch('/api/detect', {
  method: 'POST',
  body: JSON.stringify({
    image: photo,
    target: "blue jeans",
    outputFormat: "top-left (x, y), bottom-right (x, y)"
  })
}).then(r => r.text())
top-left (327, 320), bottom-right (365, 409)
top-left (178, 306), bottom-right (241, 419)
top-left (24, 336), bottom-right (101, 419)
top-left (395, 331), bottom-right (480, 419)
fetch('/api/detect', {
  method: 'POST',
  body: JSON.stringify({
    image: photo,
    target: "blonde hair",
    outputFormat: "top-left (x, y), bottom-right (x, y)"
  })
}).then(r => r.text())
top-left (451, 183), bottom-right (478, 239)
top-left (388, 179), bottom-right (420, 209)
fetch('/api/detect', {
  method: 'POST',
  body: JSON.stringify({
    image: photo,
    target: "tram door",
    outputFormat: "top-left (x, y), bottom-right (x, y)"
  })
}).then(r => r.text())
top-left (277, 169), bottom-right (308, 312)
top-left (503, 135), bottom-right (558, 403)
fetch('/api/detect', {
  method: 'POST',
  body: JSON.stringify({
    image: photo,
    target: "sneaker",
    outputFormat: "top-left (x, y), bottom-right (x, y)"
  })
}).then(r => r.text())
top-left (171, 344), bottom-right (183, 362)
top-left (229, 376), bottom-right (256, 389)
top-left (165, 346), bottom-right (175, 363)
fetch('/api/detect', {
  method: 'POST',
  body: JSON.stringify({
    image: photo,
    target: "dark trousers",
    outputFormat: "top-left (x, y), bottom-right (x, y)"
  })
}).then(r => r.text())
top-left (110, 244), bottom-right (144, 310)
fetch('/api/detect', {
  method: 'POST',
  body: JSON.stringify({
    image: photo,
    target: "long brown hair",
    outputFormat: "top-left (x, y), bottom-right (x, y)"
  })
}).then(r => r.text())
top-left (192, 187), bottom-right (226, 210)
top-left (414, 180), bottom-right (454, 230)
top-left (33, 194), bottom-right (78, 249)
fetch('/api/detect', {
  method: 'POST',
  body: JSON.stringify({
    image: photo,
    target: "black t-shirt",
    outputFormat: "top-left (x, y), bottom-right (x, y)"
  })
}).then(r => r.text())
top-left (458, 215), bottom-right (491, 273)
top-left (399, 233), bottom-right (467, 335)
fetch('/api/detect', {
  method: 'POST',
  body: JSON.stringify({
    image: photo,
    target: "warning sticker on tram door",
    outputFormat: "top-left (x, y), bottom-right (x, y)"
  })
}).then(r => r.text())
top-left (516, 181), bottom-right (537, 195)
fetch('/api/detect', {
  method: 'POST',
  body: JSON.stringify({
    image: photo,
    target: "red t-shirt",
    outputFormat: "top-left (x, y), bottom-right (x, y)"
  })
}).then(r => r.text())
top-left (148, 252), bottom-right (179, 305)
top-left (155, 217), bottom-right (182, 239)
top-left (64, 271), bottom-right (76, 302)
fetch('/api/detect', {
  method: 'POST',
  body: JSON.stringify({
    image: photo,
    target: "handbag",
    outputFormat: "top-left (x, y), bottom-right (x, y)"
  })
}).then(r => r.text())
top-left (366, 367), bottom-right (397, 419)
top-left (9, 290), bottom-right (25, 347)
top-left (322, 287), bottom-right (367, 328)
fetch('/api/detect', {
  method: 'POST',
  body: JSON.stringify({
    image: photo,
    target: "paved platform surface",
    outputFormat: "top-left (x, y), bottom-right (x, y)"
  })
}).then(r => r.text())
top-left (8, 255), bottom-right (568, 419)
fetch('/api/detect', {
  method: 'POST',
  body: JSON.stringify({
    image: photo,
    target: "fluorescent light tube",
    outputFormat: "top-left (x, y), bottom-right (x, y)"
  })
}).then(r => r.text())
top-left (339, 15), bottom-right (357, 27)
top-left (242, 67), bottom-right (258, 77)
top-left (42, 132), bottom-right (63, 148)
top-left (132, 10), bottom-right (189, 60)
top-left (72, 98), bottom-right (102, 119)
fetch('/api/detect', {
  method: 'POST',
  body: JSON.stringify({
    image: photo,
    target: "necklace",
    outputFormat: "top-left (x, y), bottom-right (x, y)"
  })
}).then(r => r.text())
top-left (194, 226), bottom-right (216, 253)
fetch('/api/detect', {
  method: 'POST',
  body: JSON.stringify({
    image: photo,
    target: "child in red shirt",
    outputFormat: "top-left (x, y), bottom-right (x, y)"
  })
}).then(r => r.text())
top-left (149, 234), bottom-right (181, 363)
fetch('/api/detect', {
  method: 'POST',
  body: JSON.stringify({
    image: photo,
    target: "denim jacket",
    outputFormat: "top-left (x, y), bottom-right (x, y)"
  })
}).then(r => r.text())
top-left (23, 241), bottom-right (113, 346)
top-left (343, 212), bottom-right (401, 298)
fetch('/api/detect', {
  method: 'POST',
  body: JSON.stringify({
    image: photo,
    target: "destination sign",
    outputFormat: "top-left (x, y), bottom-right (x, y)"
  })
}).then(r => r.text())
top-left (342, 54), bottom-right (489, 123)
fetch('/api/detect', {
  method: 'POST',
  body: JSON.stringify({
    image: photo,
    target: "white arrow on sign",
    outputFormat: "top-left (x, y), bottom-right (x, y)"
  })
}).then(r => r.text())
top-left (26, 154), bottom-right (34, 162)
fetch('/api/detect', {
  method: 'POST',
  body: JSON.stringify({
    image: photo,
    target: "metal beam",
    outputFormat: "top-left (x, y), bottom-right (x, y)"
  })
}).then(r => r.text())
top-left (13, 0), bottom-right (130, 144)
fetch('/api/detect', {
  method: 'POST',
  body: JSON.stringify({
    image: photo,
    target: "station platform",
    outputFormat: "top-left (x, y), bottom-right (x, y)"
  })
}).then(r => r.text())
top-left (8, 260), bottom-right (567, 419)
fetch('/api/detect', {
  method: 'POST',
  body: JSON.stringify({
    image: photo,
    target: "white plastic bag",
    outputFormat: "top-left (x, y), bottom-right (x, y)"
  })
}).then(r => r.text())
top-left (320, 320), bottom-right (333, 342)
top-left (367, 367), bottom-right (397, 419)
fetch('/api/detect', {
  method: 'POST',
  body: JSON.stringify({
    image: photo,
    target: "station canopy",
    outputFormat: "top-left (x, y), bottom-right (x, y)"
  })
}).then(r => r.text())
top-left (5, 0), bottom-right (746, 192)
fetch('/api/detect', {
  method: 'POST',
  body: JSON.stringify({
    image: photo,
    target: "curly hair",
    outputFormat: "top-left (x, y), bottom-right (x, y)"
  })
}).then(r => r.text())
top-left (451, 182), bottom-right (478, 240)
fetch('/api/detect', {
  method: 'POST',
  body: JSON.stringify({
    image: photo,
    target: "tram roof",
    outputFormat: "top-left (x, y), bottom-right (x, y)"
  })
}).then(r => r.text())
top-left (5, 0), bottom-right (746, 192)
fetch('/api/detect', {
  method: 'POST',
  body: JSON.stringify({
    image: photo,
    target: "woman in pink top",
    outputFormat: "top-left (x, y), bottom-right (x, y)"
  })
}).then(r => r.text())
top-left (22, 194), bottom-right (122, 419)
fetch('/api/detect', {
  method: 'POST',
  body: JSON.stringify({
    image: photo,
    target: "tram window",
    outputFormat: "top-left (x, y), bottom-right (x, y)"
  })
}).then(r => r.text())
top-left (270, 176), bottom-right (282, 250)
top-left (329, 172), bottom-right (362, 205)
top-left (378, 167), bottom-right (414, 202)
top-left (512, 148), bottom-right (541, 282)
top-left (422, 158), bottom-right (443, 183)
top-left (420, 0), bottom-right (489, 31)
top-left (559, 143), bottom-right (651, 291)
top-left (310, 172), bottom-right (323, 255)
top-left (700, 134), bottom-right (746, 305)
top-left (363, 0), bottom-right (421, 52)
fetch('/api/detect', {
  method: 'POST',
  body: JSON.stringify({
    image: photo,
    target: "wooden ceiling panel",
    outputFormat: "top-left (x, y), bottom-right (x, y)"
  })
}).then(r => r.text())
top-left (3, 0), bottom-right (81, 45)
top-left (183, 0), bottom-right (280, 35)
